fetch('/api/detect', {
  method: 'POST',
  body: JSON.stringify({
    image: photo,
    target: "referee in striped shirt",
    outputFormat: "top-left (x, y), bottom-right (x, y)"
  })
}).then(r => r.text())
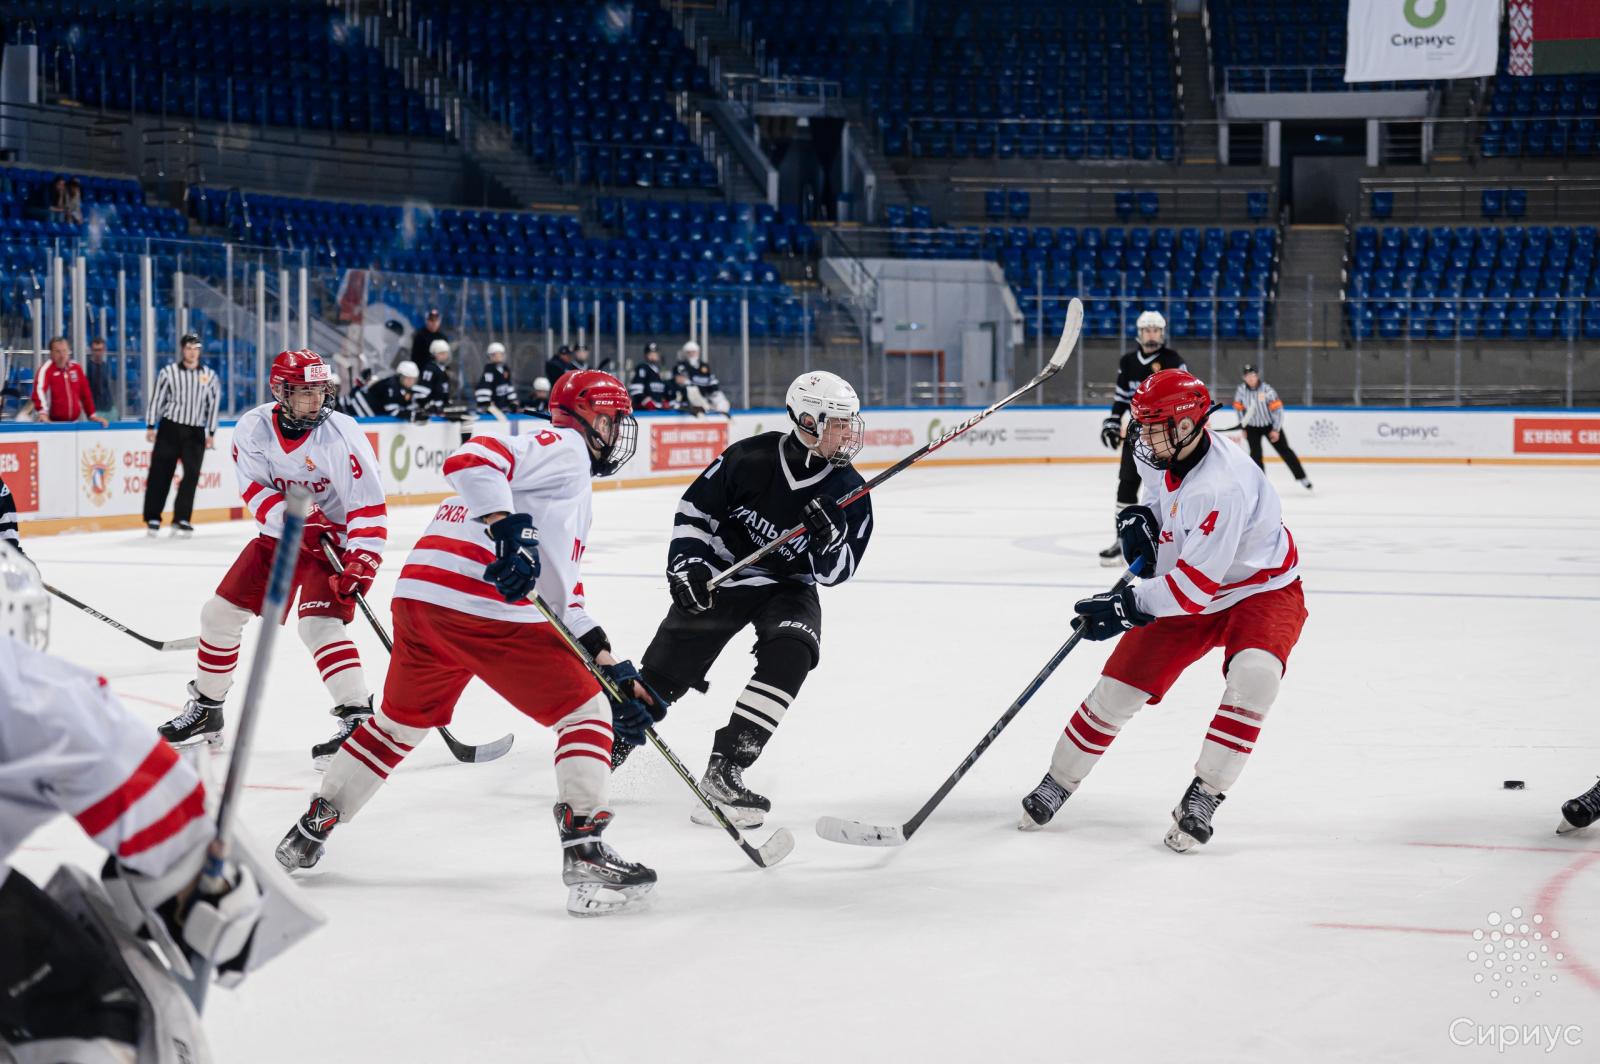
top-left (143, 333), bottom-right (221, 537)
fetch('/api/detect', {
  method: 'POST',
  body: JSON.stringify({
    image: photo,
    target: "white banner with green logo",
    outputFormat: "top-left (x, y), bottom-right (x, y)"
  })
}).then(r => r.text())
top-left (1344, 0), bottom-right (1500, 83)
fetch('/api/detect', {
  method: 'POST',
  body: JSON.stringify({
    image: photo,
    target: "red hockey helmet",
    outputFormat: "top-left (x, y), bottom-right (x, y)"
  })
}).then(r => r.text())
top-left (1130, 369), bottom-right (1213, 469)
top-left (550, 369), bottom-right (637, 476)
top-left (270, 349), bottom-right (337, 431)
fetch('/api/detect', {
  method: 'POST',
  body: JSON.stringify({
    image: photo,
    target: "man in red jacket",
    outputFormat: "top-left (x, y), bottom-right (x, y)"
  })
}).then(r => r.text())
top-left (31, 337), bottom-right (109, 426)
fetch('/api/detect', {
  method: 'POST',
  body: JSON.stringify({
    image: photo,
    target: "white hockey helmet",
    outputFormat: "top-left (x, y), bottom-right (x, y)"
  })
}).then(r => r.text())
top-left (395, 360), bottom-right (421, 380)
top-left (1136, 310), bottom-right (1166, 334)
top-left (429, 338), bottom-right (451, 357)
top-left (0, 541), bottom-right (48, 650)
top-left (532, 376), bottom-right (552, 394)
top-left (785, 371), bottom-right (864, 467)
top-left (681, 340), bottom-right (702, 363)
top-left (486, 341), bottom-right (507, 360)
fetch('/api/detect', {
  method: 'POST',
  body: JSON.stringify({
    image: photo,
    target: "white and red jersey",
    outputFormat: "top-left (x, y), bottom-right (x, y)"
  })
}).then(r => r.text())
top-left (231, 403), bottom-right (388, 556)
top-left (393, 427), bottom-right (600, 639)
top-left (1132, 431), bottom-right (1300, 619)
top-left (0, 637), bottom-right (210, 877)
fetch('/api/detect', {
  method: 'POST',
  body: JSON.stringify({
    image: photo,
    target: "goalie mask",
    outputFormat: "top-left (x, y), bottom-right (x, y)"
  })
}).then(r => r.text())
top-left (0, 541), bottom-right (48, 650)
top-left (785, 371), bottom-right (864, 467)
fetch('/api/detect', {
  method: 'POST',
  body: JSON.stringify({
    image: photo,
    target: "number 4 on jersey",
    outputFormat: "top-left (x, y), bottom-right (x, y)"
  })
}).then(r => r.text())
top-left (1198, 510), bottom-right (1219, 536)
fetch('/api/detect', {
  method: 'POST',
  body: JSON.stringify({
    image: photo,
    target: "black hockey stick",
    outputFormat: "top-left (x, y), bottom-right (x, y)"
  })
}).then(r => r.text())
top-left (320, 537), bottom-right (514, 765)
top-left (517, 559), bottom-right (795, 869)
top-left (816, 559), bottom-right (1144, 847)
top-left (706, 297), bottom-right (1084, 592)
top-left (45, 583), bottom-right (201, 651)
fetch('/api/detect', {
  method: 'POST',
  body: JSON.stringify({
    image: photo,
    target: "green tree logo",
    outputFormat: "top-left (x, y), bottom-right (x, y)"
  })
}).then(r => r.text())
top-left (390, 434), bottom-right (410, 480)
top-left (1404, 0), bottom-right (1446, 29)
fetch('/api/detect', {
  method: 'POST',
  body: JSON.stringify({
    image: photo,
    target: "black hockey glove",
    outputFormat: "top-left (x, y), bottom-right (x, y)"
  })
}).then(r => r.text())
top-left (601, 659), bottom-right (669, 746)
top-left (801, 495), bottom-right (846, 555)
top-left (1115, 504), bottom-right (1160, 575)
top-left (1074, 586), bottom-right (1155, 642)
top-left (668, 556), bottom-right (717, 615)
top-left (1100, 417), bottom-right (1123, 450)
top-left (484, 514), bottom-right (539, 602)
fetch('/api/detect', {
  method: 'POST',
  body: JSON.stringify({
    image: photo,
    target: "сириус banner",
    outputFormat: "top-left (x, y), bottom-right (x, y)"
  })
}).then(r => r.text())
top-left (1345, 0), bottom-right (1500, 83)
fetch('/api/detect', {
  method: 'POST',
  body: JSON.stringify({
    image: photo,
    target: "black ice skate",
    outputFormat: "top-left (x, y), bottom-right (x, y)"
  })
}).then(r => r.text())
top-left (1017, 772), bottom-right (1073, 831)
top-left (145, 520), bottom-right (161, 538)
top-left (276, 797), bottom-right (340, 872)
top-left (1098, 543), bottom-right (1123, 567)
top-left (690, 753), bottom-right (771, 828)
top-left (172, 521), bottom-right (195, 538)
top-left (158, 682), bottom-right (224, 748)
top-left (1165, 776), bottom-right (1227, 853)
top-left (1558, 778), bottom-right (1600, 835)
top-left (610, 738), bottom-right (636, 771)
top-left (556, 803), bottom-right (655, 917)
top-left (311, 698), bottom-right (373, 769)
top-left (1297, 477), bottom-right (1314, 492)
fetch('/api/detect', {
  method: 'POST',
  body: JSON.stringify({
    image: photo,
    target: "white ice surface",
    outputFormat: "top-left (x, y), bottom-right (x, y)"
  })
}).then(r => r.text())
top-left (10, 460), bottom-right (1600, 1063)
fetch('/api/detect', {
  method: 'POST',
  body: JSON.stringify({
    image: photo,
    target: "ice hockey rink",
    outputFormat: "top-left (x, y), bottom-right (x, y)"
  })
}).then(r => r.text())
top-left (10, 457), bottom-right (1599, 1063)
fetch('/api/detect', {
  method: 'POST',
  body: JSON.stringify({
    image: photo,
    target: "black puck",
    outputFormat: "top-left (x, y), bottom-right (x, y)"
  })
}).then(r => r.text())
top-left (1503, 780), bottom-right (1525, 790)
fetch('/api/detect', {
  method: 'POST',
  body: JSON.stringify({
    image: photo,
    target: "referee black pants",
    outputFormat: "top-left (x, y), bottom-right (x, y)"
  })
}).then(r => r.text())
top-left (143, 421), bottom-right (206, 524)
top-left (1244, 425), bottom-right (1308, 480)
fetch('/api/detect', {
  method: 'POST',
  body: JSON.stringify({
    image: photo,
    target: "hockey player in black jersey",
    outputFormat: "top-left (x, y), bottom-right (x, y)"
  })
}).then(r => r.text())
top-left (621, 371), bottom-right (874, 827)
top-left (628, 342), bottom-right (674, 410)
top-left (1099, 310), bottom-right (1185, 565)
top-left (473, 341), bottom-right (520, 413)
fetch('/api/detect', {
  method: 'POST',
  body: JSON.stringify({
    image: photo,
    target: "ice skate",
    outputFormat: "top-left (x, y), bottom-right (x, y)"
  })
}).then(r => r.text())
top-left (172, 520), bottom-right (195, 538)
top-left (690, 753), bottom-right (770, 828)
top-left (1098, 543), bottom-right (1123, 567)
top-left (145, 520), bottom-right (161, 538)
top-left (311, 698), bottom-right (373, 770)
top-left (158, 682), bottom-right (224, 748)
top-left (276, 796), bottom-right (340, 872)
top-left (1018, 772), bottom-right (1072, 831)
top-left (1559, 778), bottom-right (1600, 835)
top-left (1165, 777), bottom-right (1226, 852)
top-left (1297, 477), bottom-right (1314, 492)
top-left (556, 804), bottom-right (655, 917)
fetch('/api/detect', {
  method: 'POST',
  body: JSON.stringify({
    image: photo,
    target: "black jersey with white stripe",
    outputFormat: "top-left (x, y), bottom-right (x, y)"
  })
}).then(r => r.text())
top-left (1109, 345), bottom-right (1185, 421)
top-left (671, 431), bottom-right (873, 589)
top-left (474, 363), bottom-right (518, 411)
top-left (0, 474), bottom-right (19, 551)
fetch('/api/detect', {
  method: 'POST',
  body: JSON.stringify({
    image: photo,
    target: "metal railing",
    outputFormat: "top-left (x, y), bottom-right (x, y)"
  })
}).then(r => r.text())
top-left (1357, 176), bottom-right (1600, 222)
top-left (722, 74), bottom-right (844, 110)
top-left (1220, 65), bottom-right (1432, 94)
top-left (888, 174), bottom-right (1277, 226)
top-left (901, 116), bottom-right (1184, 162)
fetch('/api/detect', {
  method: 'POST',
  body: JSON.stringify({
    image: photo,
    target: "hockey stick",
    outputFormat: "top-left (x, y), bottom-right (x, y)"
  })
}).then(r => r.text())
top-left (185, 486), bottom-right (313, 1011)
top-left (319, 536), bottom-right (514, 764)
top-left (816, 558), bottom-right (1144, 848)
top-left (707, 297), bottom-right (1083, 592)
top-left (45, 583), bottom-right (201, 651)
top-left (517, 563), bottom-right (795, 869)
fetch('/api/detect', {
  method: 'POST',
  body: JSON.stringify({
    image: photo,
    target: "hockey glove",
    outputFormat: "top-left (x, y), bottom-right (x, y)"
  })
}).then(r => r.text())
top-left (1074, 586), bottom-right (1155, 642)
top-left (332, 549), bottom-right (380, 602)
top-left (1115, 504), bottom-right (1160, 575)
top-left (1100, 417), bottom-right (1123, 451)
top-left (484, 513), bottom-right (540, 602)
top-left (668, 556), bottom-right (717, 615)
top-left (801, 495), bottom-right (846, 555)
top-left (300, 507), bottom-right (340, 556)
top-left (601, 659), bottom-right (669, 746)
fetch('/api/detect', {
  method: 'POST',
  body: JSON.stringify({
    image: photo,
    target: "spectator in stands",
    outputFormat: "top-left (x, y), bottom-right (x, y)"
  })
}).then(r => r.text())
top-left (473, 341), bottom-right (519, 413)
top-left (414, 339), bottom-right (454, 416)
top-left (409, 307), bottom-right (448, 367)
top-left (674, 340), bottom-right (729, 413)
top-left (63, 179), bottom-right (83, 225)
top-left (544, 344), bottom-right (576, 386)
top-left (142, 333), bottom-right (221, 537)
top-left (628, 341), bottom-right (672, 410)
top-left (86, 337), bottom-right (114, 415)
top-left (1233, 365), bottom-right (1312, 492)
top-left (31, 337), bottom-right (108, 426)
top-left (359, 361), bottom-right (424, 421)
top-left (525, 376), bottom-right (551, 416)
top-left (38, 176), bottom-right (66, 221)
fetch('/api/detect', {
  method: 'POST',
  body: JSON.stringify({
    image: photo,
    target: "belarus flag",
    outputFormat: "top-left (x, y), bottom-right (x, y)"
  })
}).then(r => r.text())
top-left (1509, 0), bottom-right (1600, 76)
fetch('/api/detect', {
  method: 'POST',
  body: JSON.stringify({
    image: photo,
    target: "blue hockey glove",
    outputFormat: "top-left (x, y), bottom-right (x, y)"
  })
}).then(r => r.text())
top-left (484, 513), bottom-right (539, 602)
top-left (602, 659), bottom-right (669, 746)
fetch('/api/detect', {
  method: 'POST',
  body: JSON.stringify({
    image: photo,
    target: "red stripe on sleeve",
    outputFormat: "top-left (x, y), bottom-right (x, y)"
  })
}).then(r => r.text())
top-left (1176, 559), bottom-right (1220, 597)
top-left (118, 783), bottom-right (207, 858)
top-left (442, 454), bottom-right (508, 478)
top-left (76, 741), bottom-right (180, 837)
top-left (1164, 573), bottom-right (1206, 614)
top-left (1218, 529), bottom-right (1298, 593)
top-left (242, 481), bottom-right (265, 504)
top-left (473, 436), bottom-right (517, 474)
top-left (345, 524), bottom-right (388, 542)
top-left (253, 491), bottom-right (286, 525)
top-left (346, 503), bottom-right (387, 520)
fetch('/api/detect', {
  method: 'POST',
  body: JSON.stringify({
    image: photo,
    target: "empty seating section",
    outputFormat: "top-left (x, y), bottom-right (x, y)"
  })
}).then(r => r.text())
top-left (1345, 224), bottom-right (1599, 340)
top-left (1209, 0), bottom-right (1423, 92)
top-left (741, 0), bottom-right (1176, 160)
top-left (876, 216), bottom-right (1278, 340)
top-left (1481, 73), bottom-right (1600, 158)
top-left (12, 2), bottom-right (440, 136)
top-left (414, 0), bottom-right (714, 186)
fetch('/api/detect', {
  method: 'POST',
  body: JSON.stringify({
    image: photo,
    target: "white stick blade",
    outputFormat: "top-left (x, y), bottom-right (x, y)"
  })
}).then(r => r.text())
top-left (470, 733), bottom-right (516, 763)
top-left (165, 636), bottom-right (201, 651)
top-left (1047, 297), bottom-right (1084, 370)
top-left (815, 816), bottom-right (907, 847)
top-left (757, 827), bottom-right (797, 866)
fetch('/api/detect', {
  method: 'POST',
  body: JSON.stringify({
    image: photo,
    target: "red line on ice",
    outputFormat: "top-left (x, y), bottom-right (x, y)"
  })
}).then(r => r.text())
top-left (1409, 841), bottom-right (1600, 855)
top-left (1311, 923), bottom-right (1472, 937)
top-left (1535, 850), bottom-right (1600, 995)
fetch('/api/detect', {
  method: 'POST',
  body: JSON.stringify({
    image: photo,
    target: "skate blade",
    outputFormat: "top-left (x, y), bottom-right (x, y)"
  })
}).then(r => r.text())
top-left (1556, 819), bottom-right (1589, 836)
top-left (690, 802), bottom-right (765, 829)
top-left (815, 816), bottom-right (906, 847)
top-left (1164, 823), bottom-right (1204, 853)
top-left (1098, 555), bottom-right (1123, 568)
top-left (169, 732), bottom-right (226, 752)
top-left (1017, 812), bottom-right (1047, 832)
top-left (566, 881), bottom-right (654, 918)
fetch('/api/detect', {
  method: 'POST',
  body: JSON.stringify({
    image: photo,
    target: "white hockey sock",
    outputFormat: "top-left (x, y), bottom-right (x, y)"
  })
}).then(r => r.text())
top-left (318, 709), bottom-right (426, 821)
top-left (193, 595), bottom-right (252, 702)
top-left (552, 695), bottom-right (614, 817)
top-left (1049, 675), bottom-right (1149, 789)
top-left (298, 616), bottom-right (370, 707)
top-left (1195, 648), bottom-right (1283, 793)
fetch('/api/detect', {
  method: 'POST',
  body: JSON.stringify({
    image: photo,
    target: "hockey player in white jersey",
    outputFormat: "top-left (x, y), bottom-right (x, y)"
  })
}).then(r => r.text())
top-left (158, 350), bottom-right (389, 768)
top-left (275, 370), bottom-right (667, 916)
top-left (0, 541), bottom-right (315, 1063)
top-left (1019, 369), bottom-right (1308, 851)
